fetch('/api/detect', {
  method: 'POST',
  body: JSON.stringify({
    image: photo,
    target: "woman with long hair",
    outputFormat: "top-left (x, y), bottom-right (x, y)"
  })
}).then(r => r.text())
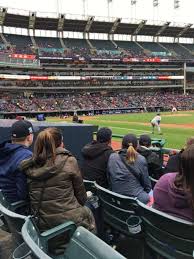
top-left (108, 134), bottom-right (152, 204)
top-left (153, 144), bottom-right (194, 221)
top-left (21, 127), bottom-right (95, 251)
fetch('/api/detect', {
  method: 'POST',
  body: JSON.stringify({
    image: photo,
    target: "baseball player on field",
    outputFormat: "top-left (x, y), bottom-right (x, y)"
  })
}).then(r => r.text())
top-left (151, 113), bottom-right (162, 134)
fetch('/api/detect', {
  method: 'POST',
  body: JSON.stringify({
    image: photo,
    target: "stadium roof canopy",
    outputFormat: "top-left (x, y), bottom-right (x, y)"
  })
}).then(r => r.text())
top-left (3, 9), bottom-right (194, 38)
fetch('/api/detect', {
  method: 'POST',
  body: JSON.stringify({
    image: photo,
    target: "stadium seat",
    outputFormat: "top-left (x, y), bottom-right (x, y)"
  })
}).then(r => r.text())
top-left (0, 190), bottom-right (31, 258)
top-left (0, 190), bottom-right (27, 244)
top-left (149, 176), bottom-right (158, 189)
top-left (21, 216), bottom-right (126, 259)
top-left (137, 200), bottom-right (194, 259)
top-left (95, 183), bottom-right (139, 236)
top-left (95, 183), bottom-right (145, 258)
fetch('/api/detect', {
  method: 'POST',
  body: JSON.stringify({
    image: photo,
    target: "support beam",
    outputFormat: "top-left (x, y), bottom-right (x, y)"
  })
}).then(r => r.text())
top-left (133, 20), bottom-right (146, 35)
top-left (84, 16), bottom-right (94, 33)
top-left (0, 7), bottom-right (7, 26)
top-left (176, 23), bottom-right (192, 38)
top-left (109, 18), bottom-right (121, 34)
top-left (28, 12), bottom-right (36, 30)
top-left (155, 22), bottom-right (170, 37)
top-left (58, 14), bottom-right (65, 31)
top-left (184, 62), bottom-right (186, 95)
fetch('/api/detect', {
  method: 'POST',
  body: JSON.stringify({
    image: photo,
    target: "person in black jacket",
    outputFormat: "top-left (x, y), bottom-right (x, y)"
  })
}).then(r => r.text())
top-left (81, 127), bottom-right (114, 188)
top-left (137, 134), bottom-right (163, 180)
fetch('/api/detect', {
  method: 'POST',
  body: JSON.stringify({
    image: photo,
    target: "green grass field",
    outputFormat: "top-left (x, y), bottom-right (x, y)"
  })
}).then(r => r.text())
top-left (47, 111), bottom-right (194, 149)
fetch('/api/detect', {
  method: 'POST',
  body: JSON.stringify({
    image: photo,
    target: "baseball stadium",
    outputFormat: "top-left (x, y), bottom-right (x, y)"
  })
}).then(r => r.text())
top-left (0, 0), bottom-right (194, 258)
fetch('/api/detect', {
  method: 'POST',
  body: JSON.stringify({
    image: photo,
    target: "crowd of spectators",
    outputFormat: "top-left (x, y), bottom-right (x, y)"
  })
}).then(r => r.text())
top-left (0, 91), bottom-right (193, 113)
top-left (0, 78), bottom-right (181, 89)
top-left (0, 35), bottom-right (193, 61)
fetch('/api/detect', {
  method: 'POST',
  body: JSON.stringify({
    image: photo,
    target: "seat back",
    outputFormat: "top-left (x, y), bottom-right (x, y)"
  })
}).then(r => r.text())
top-left (95, 183), bottom-right (138, 236)
top-left (22, 217), bottom-right (52, 259)
top-left (83, 180), bottom-right (96, 194)
top-left (149, 176), bottom-right (158, 189)
top-left (138, 200), bottom-right (194, 259)
top-left (0, 190), bottom-right (26, 245)
top-left (64, 226), bottom-right (126, 259)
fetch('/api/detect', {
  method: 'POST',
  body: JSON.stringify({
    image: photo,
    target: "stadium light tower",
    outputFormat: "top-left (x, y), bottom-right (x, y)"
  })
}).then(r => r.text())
top-left (130, 0), bottom-right (137, 21)
top-left (107, 0), bottom-right (112, 20)
top-left (153, 0), bottom-right (159, 22)
top-left (131, 0), bottom-right (137, 5)
top-left (83, 0), bottom-right (87, 17)
top-left (174, 0), bottom-right (180, 9)
top-left (56, 0), bottom-right (60, 14)
top-left (153, 0), bottom-right (159, 7)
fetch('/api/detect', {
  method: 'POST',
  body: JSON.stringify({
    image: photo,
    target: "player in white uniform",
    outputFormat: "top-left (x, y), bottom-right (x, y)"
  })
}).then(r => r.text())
top-left (171, 106), bottom-right (177, 113)
top-left (151, 113), bottom-right (162, 134)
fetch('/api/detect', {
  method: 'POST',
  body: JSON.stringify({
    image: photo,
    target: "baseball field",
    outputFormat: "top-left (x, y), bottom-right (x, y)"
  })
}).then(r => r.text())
top-left (47, 111), bottom-right (194, 150)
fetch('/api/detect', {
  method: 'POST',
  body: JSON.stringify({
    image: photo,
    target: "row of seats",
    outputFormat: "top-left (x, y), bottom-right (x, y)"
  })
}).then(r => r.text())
top-left (0, 189), bottom-right (124, 259)
top-left (2, 33), bottom-right (194, 59)
top-left (0, 179), bottom-right (194, 259)
top-left (86, 181), bottom-right (194, 259)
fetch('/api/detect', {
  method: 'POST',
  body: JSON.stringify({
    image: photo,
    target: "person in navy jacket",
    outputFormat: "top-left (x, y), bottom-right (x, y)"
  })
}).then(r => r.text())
top-left (0, 120), bottom-right (34, 203)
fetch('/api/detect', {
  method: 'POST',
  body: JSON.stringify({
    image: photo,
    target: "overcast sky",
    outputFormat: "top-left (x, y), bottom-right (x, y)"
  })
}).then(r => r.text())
top-left (0, 0), bottom-right (193, 25)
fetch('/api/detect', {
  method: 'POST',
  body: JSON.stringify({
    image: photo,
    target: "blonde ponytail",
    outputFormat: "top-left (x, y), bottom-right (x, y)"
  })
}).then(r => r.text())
top-left (126, 143), bottom-right (137, 164)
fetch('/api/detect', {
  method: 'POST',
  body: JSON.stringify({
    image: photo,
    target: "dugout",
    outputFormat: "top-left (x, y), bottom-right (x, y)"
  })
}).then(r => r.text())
top-left (0, 119), bottom-right (98, 163)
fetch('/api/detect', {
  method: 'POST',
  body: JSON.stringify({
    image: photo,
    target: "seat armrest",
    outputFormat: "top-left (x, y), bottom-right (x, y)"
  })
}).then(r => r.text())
top-left (41, 221), bottom-right (77, 241)
top-left (11, 200), bottom-right (28, 211)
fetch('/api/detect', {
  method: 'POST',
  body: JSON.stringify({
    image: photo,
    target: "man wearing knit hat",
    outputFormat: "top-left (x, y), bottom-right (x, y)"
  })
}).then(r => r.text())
top-left (0, 120), bottom-right (34, 203)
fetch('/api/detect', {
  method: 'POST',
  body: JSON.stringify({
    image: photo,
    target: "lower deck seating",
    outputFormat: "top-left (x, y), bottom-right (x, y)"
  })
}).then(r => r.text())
top-left (21, 216), bottom-right (126, 259)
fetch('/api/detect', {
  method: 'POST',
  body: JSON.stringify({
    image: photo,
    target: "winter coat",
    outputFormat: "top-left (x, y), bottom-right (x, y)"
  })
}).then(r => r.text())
top-left (153, 173), bottom-right (192, 221)
top-left (0, 141), bottom-right (32, 203)
top-left (21, 147), bottom-right (95, 233)
top-left (108, 149), bottom-right (152, 204)
top-left (137, 145), bottom-right (163, 179)
top-left (81, 141), bottom-right (114, 187)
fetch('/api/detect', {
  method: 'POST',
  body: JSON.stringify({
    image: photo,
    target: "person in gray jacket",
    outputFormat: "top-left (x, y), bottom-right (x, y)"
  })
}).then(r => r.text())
top-left (107, 134), bottom-right (152, 204)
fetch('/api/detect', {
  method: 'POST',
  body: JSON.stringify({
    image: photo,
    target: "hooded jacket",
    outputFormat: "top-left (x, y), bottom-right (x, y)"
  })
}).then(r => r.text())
top-left (153, 173), bottom-right (192, 221)
top-left (0, 141), bottom-right (32, 203)
top-left (81, 141), bottom-right (114, 187)
top-left (137, 146), bottom-right (163, 179)
top-left (108, 149), bottom-right (151, 204)
top-left (21, 147), bottom-right (95, 233)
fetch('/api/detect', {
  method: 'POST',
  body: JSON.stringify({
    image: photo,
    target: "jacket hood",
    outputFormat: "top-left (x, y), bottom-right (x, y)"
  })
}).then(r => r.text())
top-left (82, 141), bottom-right (112, 159)
top-left (137, 146), bottom-right (152, 158)
top-left (22, 147), bottom-right (71, 181)
top-left (0, 141), bottom-right (31, 176)
top-left (169, 176), bottom-right (191, 209)
top-left (0, 141), bottom-right (23, 158)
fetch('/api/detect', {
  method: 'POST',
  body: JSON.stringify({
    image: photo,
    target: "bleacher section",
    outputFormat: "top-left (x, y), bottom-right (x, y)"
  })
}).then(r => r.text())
top-left (181, 43), bottom-right (194, 54)
top-left (115, 41), bottom-right (145, 56)
top-left (161, 43), bottom-right (193, 59)
top-left (63, 38), bottom-right (89, 49)
top-left (35, 36), bottom-right (62, 49)
top-left (90, 40), bottom-right (115, 50)
top-left (4, 34), bottom-right (34, 54)
top-left (1, 34), bottom-right (194, 60)
top-left (138, 42), bottom-right (165, 52)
